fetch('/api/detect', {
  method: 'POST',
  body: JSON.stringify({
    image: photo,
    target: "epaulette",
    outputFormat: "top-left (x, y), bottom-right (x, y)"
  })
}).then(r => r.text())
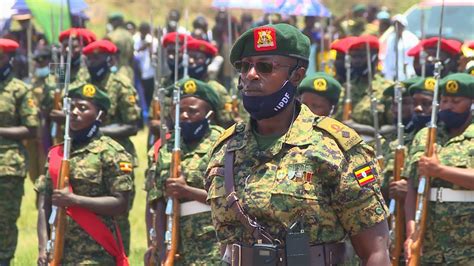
top-left (314, 117), bottom-right (362, 151)
top-left (211, 122), bottom-right (244, 152)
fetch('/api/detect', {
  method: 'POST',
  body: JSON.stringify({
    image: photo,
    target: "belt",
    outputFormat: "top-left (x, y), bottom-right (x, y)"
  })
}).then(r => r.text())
top-left (180, 201), bottom-right (211, 217)
top-left (225, 242), bottom-right (348, 265)
top-left (429, 187), bottom-right (474, 202)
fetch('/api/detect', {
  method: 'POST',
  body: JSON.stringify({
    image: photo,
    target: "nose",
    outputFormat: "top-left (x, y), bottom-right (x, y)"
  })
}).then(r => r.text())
top-left (414, 104), bottom-right (423, 113)
top-left (244, 64), bottom-right (259, 80)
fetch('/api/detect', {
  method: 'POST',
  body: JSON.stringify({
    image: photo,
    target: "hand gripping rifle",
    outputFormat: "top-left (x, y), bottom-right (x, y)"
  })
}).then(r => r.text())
top-left (389, 23), bottom-right (405, 266)
top-left (47, 34), bottom-right (73, 266)
top-left (342, 53), bottom-right (352, 121)
top-left (366, 41), bottom-right (384, 168)
top-left (409, 1), bottom-right (445, 265)
top-left (163, 32), bottom-right (182, 266)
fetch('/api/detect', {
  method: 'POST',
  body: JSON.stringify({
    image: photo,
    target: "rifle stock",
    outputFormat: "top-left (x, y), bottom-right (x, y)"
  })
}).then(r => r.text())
top-left (390, 147), bottom-right (405, 265)
top-left (164, 151), bottom-right (181, 266)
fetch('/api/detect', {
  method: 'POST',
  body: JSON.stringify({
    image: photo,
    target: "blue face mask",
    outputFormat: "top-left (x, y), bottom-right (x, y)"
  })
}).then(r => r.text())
top-left (88, 61), bottom-right (109, 82)
top-left (411, 114), bottom-right (431, 130)
top-left (439, 109), bottom-right (470, 129)
top-left (35, 66), bottom-right (50, 78)
top-left (0, 62), bottom-right (12, 82)
top-left (242, 80), bottom-right (296, 120)
top-left (180, 118), bottom-right (209, 143)
top-left (72, 119), bottom-right (101, 145)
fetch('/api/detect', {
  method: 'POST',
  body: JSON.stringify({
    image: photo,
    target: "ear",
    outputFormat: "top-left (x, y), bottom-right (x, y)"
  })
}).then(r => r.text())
top-left (289, 66), bottom-right (306, 86)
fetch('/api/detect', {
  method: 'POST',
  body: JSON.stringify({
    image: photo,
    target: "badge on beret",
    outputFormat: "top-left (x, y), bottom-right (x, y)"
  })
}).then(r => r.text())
top-left (93, 48), bottom-right (100, 54)
top-left (424, 78), bottom-right (436, 91)
top-left (313, 78), bottom-right (327, 91)
top-left (82, 84), bottom-right (96, 98)
top-left (254, 27), bottom-right (277, 51)
top-left (184, 80), bottom-right (197, 94)
top-left (119, 162), bottom-right (133, 173)
top-left (199, 44), bottom-right (206, 52)
top-left (446, 80), bottom-right (459, 94)
top-left (353, 163), bottom-right (376, 186)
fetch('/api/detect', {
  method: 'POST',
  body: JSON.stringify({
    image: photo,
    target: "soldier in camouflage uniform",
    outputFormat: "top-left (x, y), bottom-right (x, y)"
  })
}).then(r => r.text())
top-left (297, 72), bottom-right (342, 116)
top-left (82, 39), bottom-right (141, 254)
top-left (144, 78), bottom-right (222, 265)
top-left (331, 35), bottom-right (393, 141)
top-left (106, 13), bottom-right (135, 80)
top-left (206, 24), bottom-right (390, 265)
top-left (404, 73), bottom-right (474, 264)
top-left (0, 39), bottom-right (39, 265)
top-left (36, 83), bottom-right (132, 265)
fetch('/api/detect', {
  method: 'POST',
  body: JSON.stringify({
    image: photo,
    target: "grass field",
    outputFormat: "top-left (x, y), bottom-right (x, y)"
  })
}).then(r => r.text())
top-left (12, 128), bottom-right (150, 265)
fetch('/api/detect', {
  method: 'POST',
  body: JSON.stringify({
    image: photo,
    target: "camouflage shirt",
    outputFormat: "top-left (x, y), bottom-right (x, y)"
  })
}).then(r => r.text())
top-left (0, 76), bottom-right (38, 177)
top-left (107, 28), bottom-right (134, 69)
top-left (206, 103), bottom-right (388, 246)
top-left (145, 125), bottom-right (223, 265)
top-left (207, 80), bottom-right (234, 128)
top-left (92, 72), bottom-right (141, 165)
top-left (404, 122), bottom-right (474, 264)
top-left (35, 134), bottom-right (133, 265)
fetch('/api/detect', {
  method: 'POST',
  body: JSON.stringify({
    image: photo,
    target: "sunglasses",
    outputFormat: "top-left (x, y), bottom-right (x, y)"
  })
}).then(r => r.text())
top-left (233, 60), bottom-right (294, 74)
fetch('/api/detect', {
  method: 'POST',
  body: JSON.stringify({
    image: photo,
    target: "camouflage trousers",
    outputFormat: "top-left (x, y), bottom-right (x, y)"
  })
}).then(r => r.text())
top-left (0, 177), bottom-right (24, 260)
top-left (116, 174), bottom-right (135, 256)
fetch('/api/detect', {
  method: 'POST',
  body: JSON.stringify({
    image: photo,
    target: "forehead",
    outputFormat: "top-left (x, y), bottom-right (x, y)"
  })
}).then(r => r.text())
top-left (179, 96), bottom-right (208, 107)
top-left (241, 55), bottom-right (293, 63)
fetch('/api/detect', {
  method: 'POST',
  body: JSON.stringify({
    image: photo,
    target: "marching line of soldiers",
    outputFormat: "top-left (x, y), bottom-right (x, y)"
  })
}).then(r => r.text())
top-left (0, 6), bottom-right (473, 266)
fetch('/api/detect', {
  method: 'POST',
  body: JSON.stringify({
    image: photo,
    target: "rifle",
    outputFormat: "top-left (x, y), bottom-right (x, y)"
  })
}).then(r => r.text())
top-left (342, 53), bottom-right (352, 121)
top-left (408, 1), bottom-right (445, 264)
top-left (47, 33), bottom-right (73, 266)
top-left (365, 41), bottom-right (384, 168)
top-left (163, 30), bottom-right (182, 266)
top-left (389, 23), bottom-right (405, 265)
top-left (182, 9), bottom-right (189, 79)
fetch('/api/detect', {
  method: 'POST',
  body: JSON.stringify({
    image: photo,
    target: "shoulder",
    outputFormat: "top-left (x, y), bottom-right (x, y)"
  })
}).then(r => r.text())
top-left (210, 122), bottom-right (244, 154)
top-left (313, 116), bottom-right (363, 152)
top-left (109, 72), bottom-right (133, 88)
top-left (6, 77), bottom-right (29, 93)
top-left (463, 123), bottom-right (474, 139)
top-left (88, 135), bottom-right (128, 154)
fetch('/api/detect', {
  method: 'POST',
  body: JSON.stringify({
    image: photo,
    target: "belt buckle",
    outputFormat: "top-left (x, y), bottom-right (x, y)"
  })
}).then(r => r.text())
top-left (232, 243), bottom-right (242, 266)
top-left (437, 187), bottom-right (443, 203)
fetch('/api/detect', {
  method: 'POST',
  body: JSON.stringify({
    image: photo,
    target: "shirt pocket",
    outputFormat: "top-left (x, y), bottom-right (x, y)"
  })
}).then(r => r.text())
top-left (70, 153), bottom-right (104, 196)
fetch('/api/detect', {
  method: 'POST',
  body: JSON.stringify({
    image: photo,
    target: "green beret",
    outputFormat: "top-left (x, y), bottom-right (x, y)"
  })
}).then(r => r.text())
top-left (168, 78), bottom-right (221, 110)
top-left (352, 4), bottom-right (367, 13)
top-left (383, 76), bottom-right (422, 97)
top-left (409, 77), bottom-right (437, 95)
top-left (230, 23), bottom-right (310, 65)
top-left (108, 12), bottom-right (124, 21)
top-left (68, 83), bottom-right (111, 111)
top-left (297, 72), bottom-right (341, 104)
top-left (439, 73), bottom-right (474, 98)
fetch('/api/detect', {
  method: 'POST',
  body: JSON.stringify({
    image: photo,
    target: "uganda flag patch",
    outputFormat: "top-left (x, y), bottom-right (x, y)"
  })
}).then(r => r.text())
top-left (353, 163), bottom-right (376, 186)
top-left (119, 162), bottom-right (133, 173)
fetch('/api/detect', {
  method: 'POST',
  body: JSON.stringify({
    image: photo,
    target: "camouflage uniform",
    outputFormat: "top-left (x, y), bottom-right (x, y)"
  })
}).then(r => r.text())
top-left (145, 125), bottom-right (223, 265)
top-left (107, 28), bottom-right (134, 79)
top-left (90, 72), bottom-right (141, 254)
top-left (0, 76), bottom-right (38, 260)
top-left (207, 80), bottom-right (234, 128)
top-left (404, 122), bottom-right (474, 264)
top-left (206, 104), bottom-right (388, 251)
top-left (336, 74), bottom-right (393, 127)
top-left (35, 134), bottom-right (133, 265)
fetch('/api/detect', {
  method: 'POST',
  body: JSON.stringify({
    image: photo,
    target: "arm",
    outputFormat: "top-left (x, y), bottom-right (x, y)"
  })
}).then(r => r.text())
top-left (350, 221), bottom-right (390, 266)
top-left (0, 126), bottom-right (36, 140)
top-left (403, 178), bottom-right (417, 262)
top-left (165, 175), bottom-right (208, 203)
top-left (37, 193), bottom-right (51, 266)
top-left (100, 123), bottom-right (138, 138)
top-left (52, 189), bottom-right (130, 216)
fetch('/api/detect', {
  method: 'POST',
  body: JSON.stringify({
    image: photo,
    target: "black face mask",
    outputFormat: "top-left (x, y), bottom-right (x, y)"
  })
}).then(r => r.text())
top-left (167, 58), bottom-right (184, 79)
top-left (411, 114), bottom-right (431, 130)
top-left (188, 63), bottom-right (208, 80)
top-left (71, 55), bottom-right (82, 69)
top-left (71, 120), bottom-right (101, 145)
top-left (180, 118), bottom-right (209, 143)
top-left (0, 62), bottom-right (13, 82)
top-left (88, 61), bottom-right (109, 82)
top-left (439, 109), bottom-right (470, 129)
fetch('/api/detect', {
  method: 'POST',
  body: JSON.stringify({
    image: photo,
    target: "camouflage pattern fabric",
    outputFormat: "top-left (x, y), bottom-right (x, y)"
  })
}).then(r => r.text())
top-left (207, 80), bottom-right (234, 129)
top-left (145, 125), bottom-right (224, 265)
top-left (35, 134), bottom-right (133, 265)
top-left (0, 177), bottom-right (24, 260)
top-left (403, 122), bottom-right (474, 264)
top-left (336, 74), bottom-right (393, 127)
top-left (205, 104), bottom-right (388, 247)
top-left (107, 28), bottom-right (134, 79)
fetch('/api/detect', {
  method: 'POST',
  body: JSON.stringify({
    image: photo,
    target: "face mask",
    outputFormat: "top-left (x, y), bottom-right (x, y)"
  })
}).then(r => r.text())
top-left (439, 109), bottom-right (470, 129)
top-left (351, 65), bottom-right (368, 78)
top-left (411, 114), bottom-right (431, 130)
top-left (393, 116), bottom-right (415, 133)
top-left (242, 80), bottom-right (296, 120)
top-left (88, 61), bottom-right (109, 82)
top-left (0, 62), bottom-right (12, 82)
top-left (35, 66), bottom-right (50, 78)
top-left (71, 119), bottom-right (101, 145)
top-left (188, 63), bottom-right (208, 80)
top-left (167, 58), bottom-right (184, 79)
top-left (180, 118), bottom-right (209, 143)
top-left (71, 55), bottom-right (82, 69)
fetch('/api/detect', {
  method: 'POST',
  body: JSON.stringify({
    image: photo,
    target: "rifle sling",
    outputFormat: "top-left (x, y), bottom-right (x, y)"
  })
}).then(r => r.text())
top-left (224, 149), bottom-right (274, 245)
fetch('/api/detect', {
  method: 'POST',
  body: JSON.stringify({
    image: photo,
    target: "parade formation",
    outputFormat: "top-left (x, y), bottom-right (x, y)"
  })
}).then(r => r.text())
top-left (0, 0), bottom-right (473, 265)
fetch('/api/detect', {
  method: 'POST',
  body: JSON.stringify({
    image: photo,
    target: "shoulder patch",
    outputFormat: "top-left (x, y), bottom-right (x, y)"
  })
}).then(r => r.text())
top-left (211, 123), bottom-right (238, 152)
top-left (315, 117), bottom-right (362, 151)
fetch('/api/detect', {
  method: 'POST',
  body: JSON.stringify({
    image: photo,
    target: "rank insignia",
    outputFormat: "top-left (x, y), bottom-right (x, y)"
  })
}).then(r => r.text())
top-left (119, 162), bottom-right (133, 173)
top-left (304, 171), bottom-right (313, 183)
top-left (254, 27), bottom-right (277, 51)
top-left (353, 163), bottom-right (376, 186)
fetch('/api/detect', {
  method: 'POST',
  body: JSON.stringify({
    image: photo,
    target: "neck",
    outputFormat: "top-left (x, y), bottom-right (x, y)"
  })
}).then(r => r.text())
top-left (255, 101), bottom-right (295, 136)
top-left (448, 113), bottom-right (472, 138)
